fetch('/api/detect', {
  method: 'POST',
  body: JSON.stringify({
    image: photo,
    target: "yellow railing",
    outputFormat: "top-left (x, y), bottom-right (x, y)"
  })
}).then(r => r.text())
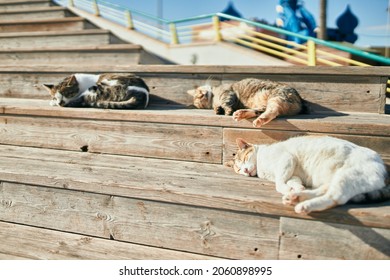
top-left (212, 17), bottom-right (370, 66)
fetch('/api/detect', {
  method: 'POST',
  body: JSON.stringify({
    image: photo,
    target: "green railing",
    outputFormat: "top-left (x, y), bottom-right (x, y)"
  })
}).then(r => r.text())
top-left (56, 0), bottom-right (390, 66)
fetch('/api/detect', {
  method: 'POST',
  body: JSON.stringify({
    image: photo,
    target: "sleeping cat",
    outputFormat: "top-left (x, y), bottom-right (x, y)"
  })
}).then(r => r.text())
top-left (228, 135), bottom-right (390, 214)
top-left (187, 78), bottom-right (305, 127)
top-left (43, 73), bottom-right (149, 109)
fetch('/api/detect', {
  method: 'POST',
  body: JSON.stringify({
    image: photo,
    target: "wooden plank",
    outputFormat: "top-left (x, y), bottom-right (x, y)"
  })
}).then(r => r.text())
top-left (279, 217), bottom-right (390, 259)
top-left (0, 45), bottom-right (142, 66)
top-left (0, 65), bottom-right (389, 76)
top-left (0, 221), bottom-right (219, 260)
top-left (0, 145), bottom-right (389, 229)
top-left (0, 30), bottom-right (116, 50)
top-left (0, 6), bottom-right (69, 20)
top-left (223, 128), bottom-right (390, 166)
top-left (0, 182), bottom-right (279, 259)
top-left (1, 99), bottom-right (389, 137)
top-left (0, 67), bottom-right (387, 113)
top-left (0, 115), bottom-right (222, 163)
top-left (0, 17), bottom-right (87, 32)
top-left (0, 0), bottom-right (50, 12)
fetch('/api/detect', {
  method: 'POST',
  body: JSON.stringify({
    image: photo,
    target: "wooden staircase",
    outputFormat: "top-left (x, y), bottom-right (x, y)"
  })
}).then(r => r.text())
top-left (0, 0), bottom-right (389, 260)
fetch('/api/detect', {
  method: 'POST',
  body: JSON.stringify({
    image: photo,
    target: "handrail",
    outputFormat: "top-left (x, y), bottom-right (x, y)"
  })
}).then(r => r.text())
top-left (56, 0), bottom-right (390, 66)
top-left (217, 13), bottom-right (390, 65)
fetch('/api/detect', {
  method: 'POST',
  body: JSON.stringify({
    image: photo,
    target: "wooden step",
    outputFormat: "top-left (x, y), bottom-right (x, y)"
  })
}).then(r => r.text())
top-left (0, 65), bottom-right (387, 114)
top-left (0, 145), bottom-right (388, 259)
top-left (0, 0), bottom-right (51, 12)
top-left (0, 17), bottom-right (94, 32)
top-left (0, 29), bottom-right (123, 49)
top-left (0, 98), bottom-right (389, 166)
top-left (0, 6), bottom-right (71, 20)
top-left (0, 45), bottom-right (144, 66)
top-left (0, 221), bottom-right (217, 260)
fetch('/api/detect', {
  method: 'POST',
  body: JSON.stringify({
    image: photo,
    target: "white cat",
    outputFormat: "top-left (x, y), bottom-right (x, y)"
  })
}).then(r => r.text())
top-left (229, 135), bottom-right (389, 214)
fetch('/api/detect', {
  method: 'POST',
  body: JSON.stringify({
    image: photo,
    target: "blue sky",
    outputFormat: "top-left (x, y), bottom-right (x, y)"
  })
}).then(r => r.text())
top-left (110, 0), bottom-right (389, 47)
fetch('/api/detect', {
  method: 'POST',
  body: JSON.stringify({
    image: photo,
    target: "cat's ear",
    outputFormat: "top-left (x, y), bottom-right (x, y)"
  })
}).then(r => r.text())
top-left (68, 75), bottom-right (77, 85)
top-left (236, 138), bottom-right (251, 150)
top-left (187, 89), bottom-right (197, 96)
top-left (43, 84), bottom-right (54, 91)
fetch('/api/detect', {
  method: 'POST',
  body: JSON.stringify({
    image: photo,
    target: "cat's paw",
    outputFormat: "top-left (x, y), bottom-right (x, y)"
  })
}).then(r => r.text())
top-left (282, 192), bottom-right (299, 206)
top-left (214, 106), bottom-right (225, 115)
top-left (253, 117), bottom-right (272, 128)
top-left (294, 203), bottom-right (311, 214)
top-left (291, 184), bottom-right (305, 193)
top-left (232, 110), bottom-right (245, 121)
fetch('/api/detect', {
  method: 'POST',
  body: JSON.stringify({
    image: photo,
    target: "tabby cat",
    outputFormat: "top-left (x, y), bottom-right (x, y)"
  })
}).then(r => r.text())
top-left (228, 135), bottom-right (390, 214)
top-left (187, 78), bottom-right (305, 127)
top-left (43, 73), bottom-right (149, 109)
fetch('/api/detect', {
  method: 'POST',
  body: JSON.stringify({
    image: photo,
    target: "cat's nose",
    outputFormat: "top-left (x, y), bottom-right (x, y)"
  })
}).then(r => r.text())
top-left (244, 168), bottom-right (249, 174)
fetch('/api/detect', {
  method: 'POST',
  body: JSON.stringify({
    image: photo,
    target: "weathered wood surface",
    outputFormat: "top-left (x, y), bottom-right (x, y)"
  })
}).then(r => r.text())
top-left (0, 145), bottom-right (389, 229)
top-left (279, 217), bottom-right (390, 259)
top-left (0, 6), bottom-right (69, 20)
top-left (0, 221), bottom-right (219, 260)
top-left (0, 0), bottom-right (51, 12)
top-left (0, 17), bottom-right (91, 32)
top-left (0, 30), bottom-right (120, 49)
top-left (0, 115), bottom-right (222, 163)
top-left (0, 66), bottom-right (388, 113)
top-left (0, 182), bottom-right (279, 259)
top-left (223, 128), bottom-right (390, 165)
top-left (0, 45), bottom-right (143, 65)
top-left (1, 99), bottom-right (389, 137)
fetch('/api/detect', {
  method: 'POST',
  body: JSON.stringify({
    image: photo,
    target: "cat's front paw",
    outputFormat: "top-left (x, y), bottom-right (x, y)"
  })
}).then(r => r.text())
top-left (295, 203), bottom-right (311, 214)
top-left (214, 106), bottom-right (224, 115)
top-left (253, 117), bottom-right (268, 128)
top-left (232, 110), bottom-right (246, 121)
top-left (282, 192), bottom-right (299, 206)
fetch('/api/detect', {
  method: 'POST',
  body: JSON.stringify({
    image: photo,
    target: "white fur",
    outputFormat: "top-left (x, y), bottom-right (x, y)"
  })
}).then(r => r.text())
top-left (51, 74), bottom-right (99, 106)
top-left (100, 78), bottom-right (118, 86)
top-left (74, 73), bottom-right (100, 93)
top-left (237, 136), bottom-right (387, 214)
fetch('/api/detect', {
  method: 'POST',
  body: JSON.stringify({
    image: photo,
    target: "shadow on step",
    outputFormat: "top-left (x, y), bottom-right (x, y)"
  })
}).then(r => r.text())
top-left (308, 201), bottom-right (390, 258)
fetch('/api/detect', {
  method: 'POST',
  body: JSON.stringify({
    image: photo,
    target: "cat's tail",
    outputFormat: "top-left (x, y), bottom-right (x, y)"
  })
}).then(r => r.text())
top-left (349, 181), bottom-right (390, 204)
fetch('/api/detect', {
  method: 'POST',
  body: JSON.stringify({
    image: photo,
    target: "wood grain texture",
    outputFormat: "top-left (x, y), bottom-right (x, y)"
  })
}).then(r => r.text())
top-left (0, 65), bottom-right (389, 76)
top-left (0, 30), bottom-right (116, 50)
top-left (279, 217), bottom-right (390, 259)
top-left (0, 17), bottom-right (87, 32)
top-left (223, 128), bottom-right (390, 165)
top-left (0, 145), bottom-right (388, 229)
top-left (0, 221), bottom-right (219, 260)
top-left (0, 182), bottom-right (279, 259)
top-left (0, 6), bottom-right (68, 20)
top-left (0, 0), bottom-right (50, 12)
top-left (0, 115), bottom-right (222, 163)
top-left (1, 99), bottom-right (389, 137)
top-left (0, 46), bottom-right (142, 66)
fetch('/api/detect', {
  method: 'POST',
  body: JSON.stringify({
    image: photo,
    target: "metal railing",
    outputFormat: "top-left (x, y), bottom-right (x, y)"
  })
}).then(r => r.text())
top-left (56, 0), bottom-right (390, 66)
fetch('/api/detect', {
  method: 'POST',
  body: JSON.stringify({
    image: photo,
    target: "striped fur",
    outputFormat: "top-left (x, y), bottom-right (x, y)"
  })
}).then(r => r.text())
top-left (188, 78), bottom-right (305, 127)
top-left (43, 73), bottom-right (149, 109)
